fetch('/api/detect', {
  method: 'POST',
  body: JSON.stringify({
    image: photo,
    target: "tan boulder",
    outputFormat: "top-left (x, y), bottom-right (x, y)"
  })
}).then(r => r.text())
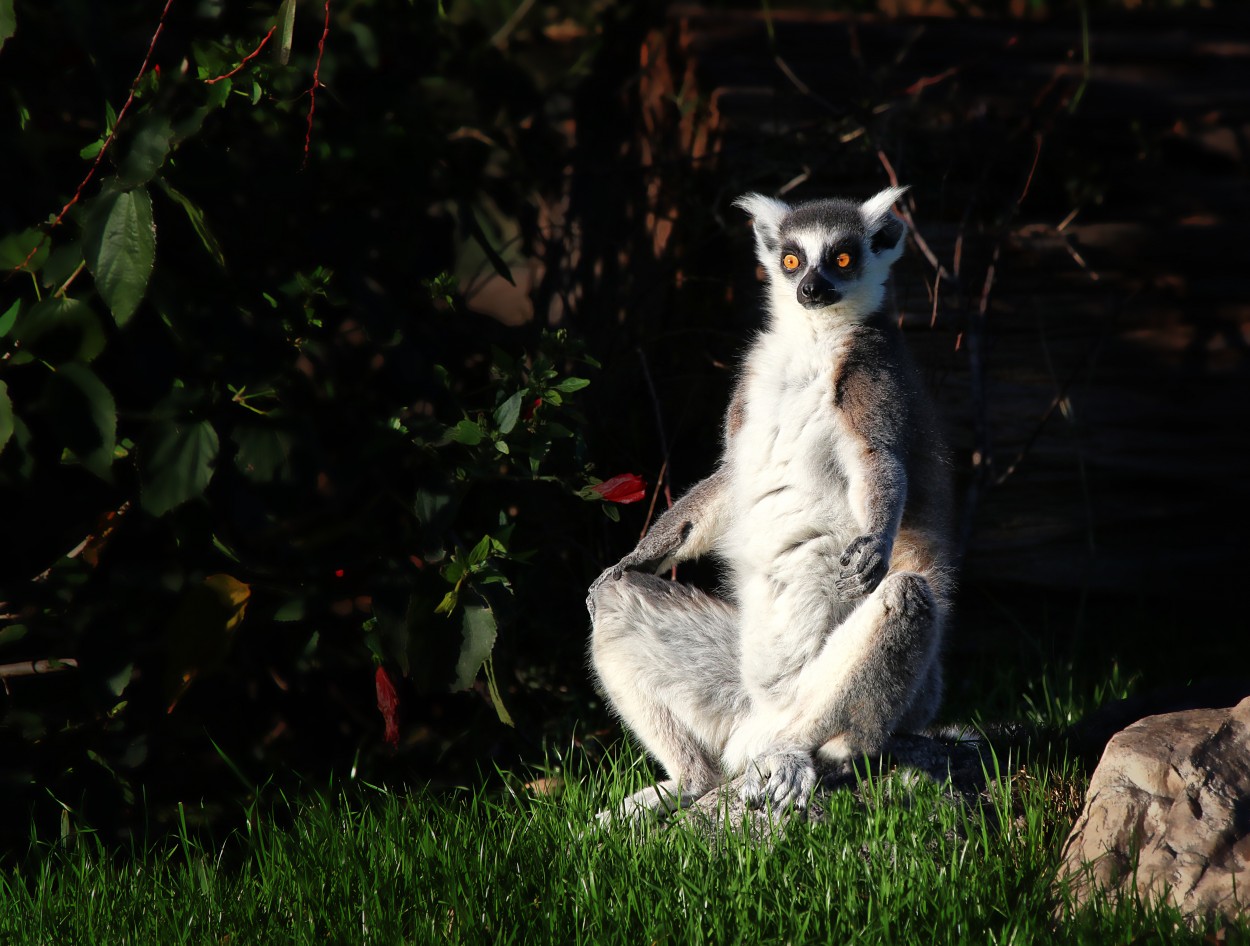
top-left (1057, 696), bottom-right (1250, 924)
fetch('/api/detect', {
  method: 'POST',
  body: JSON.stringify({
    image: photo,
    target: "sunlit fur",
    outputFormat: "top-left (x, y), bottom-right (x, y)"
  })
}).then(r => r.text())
top-left (587, 186), bottom-right (953, 822)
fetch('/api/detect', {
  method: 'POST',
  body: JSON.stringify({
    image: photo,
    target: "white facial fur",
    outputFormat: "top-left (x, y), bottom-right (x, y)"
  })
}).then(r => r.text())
top-left (734, 187), bottom-right (909, 326)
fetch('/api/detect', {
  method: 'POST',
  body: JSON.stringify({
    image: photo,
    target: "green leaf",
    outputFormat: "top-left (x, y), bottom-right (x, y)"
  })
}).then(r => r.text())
top-left (0, 228), bottom-right (49, 273)
top-left (483, 656), bottom-right (514, 727)
top-left (0, 300), bottom-right (18, 338)
top-left (466, 534), bottom-right (493, 567)
top-left (434, 589), bottom-right (459, 615)
top-left (554, 376), bottom-right (590, 393)
top-left (0, 623), bottom-right (27, 648)
top-left (45, 363), bottom-right (116, 480)
top-left (452, 603), bottom-right (497, 692)
top-left (41, 243), bottom-right (84, 290)
top-left (447, 419), bottom-right (483, 446)
top-left (273, 599), bottom-right (305, 623)
top-left (83, 186), bottom-right (156, 326)
top-left (0, 412), bottom-right (31, 478)
top-left (117, 114), bottom-right (175, 188)
top-left (157, 179), bottom-right (226, 270)
top-left (0, 0), bottom-right (15, 53)
top-left (140, 419), bottom-right (219, 516)
top-left (16, 297), bottom-right (106, 364)
top-left (0, 377), bottom-right (11, 454)
top-left (232, 424), bottom-right (293, 483)
top-left (443, 558), bottom-right (466, 586)
top-left (275, 0), bottom-right (296, 64)
top-left (413, 488), bottom-right (453, 525)
top-left (493, 391), bottom-right (522, 434)
top-left (0, 380), bottom-right (13, 455)
top-left (106, 663), bottom-right (133, 698)
top-left (545, 422), bottom-right (573, 439)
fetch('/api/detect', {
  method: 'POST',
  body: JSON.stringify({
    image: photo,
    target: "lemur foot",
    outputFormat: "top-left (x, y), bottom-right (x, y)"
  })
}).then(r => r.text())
top-left (879, 570), bottom-right (934, 620)
top-left (740, 748), bottom-right (817, 811)
top-left (834, 534), bottom-right (890, 599)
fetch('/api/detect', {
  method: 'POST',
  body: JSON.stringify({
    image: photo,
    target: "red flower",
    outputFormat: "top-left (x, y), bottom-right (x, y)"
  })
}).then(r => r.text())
top-left (591, 473), bottom-right (647, 504)
top-left (374, 666), bottom-right (400, 749)
top-left (521, 397), bottom-right (542, 421)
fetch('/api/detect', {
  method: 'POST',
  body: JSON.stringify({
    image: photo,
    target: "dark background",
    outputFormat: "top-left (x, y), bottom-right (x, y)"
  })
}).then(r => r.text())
top-left (1, 0), bottom-right (1247, 851)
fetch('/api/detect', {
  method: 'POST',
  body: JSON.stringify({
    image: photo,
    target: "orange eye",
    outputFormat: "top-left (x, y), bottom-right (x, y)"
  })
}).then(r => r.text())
top-left (782, 253), bottom-right (800, 272)
top-left (836, 253), bottom-right (852, 268)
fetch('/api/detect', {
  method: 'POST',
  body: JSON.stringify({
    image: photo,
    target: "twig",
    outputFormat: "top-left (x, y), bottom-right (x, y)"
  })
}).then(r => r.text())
top-left (877, 150), bottom-right (953, 285)
top-left (54, 260), bottom-right (87, 299)
top-left (635, 346), bottom-right (672, 491)
top-left (8, 0), bottom-right (176, 278)
top-left (0, 658), bottom-right (79, 680)
top-left (489, 0), bottom-right (537, 49)
top-left (1018, 132), bottom-right (1043, 205)
top-left (205, 26), bottom-right (277, 85)
top-left (773, 55), bottom-right (843, 118)
top-left (640, 458), bottom-right (668, 540)
top-left (977, 242), bottom-right (1001, 319)
top-left (1056, 206), bottom-right (1080, 231)
top-left (32, 501), bottom-right (131, 582)
top-left (302, 0), bottom-right (332, 169)
top-left (635, 347), bottom-right (676, 577)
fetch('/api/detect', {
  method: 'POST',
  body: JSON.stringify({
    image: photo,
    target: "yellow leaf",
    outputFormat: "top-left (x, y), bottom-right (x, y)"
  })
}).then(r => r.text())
top-left (163, 574), bottom-right (252, 710)
top-left (204, 573), bottom-right (250, 630)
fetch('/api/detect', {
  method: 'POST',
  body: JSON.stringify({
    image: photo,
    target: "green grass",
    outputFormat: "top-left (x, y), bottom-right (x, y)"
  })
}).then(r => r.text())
top-left (1, 740), bottom-right (1242, 945)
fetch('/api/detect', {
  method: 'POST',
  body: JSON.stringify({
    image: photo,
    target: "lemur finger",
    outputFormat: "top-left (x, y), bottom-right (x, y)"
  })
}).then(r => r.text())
top-left (741, 763), bottom-right (769, 809)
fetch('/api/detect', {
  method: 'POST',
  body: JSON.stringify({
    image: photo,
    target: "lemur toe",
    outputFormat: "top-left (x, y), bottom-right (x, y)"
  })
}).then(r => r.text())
top-left (740, 750), bottom-right (815, 811)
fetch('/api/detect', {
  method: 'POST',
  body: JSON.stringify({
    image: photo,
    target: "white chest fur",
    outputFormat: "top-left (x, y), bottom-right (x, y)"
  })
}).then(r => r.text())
top-left (720, 316), bottom-right (860, 574)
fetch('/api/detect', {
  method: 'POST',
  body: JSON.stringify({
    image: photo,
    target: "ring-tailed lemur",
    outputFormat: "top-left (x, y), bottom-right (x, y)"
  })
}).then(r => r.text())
top-left (586, 186), bottom-right (954, 819)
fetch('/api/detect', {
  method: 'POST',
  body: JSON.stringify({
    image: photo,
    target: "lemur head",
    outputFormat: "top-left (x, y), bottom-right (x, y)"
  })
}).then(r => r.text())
top-left (733, 186), bottom-right (909, 322)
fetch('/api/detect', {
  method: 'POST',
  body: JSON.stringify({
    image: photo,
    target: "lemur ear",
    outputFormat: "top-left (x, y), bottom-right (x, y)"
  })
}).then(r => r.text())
top-left (733, 193), bottom-right (790, 250)
top-left (861, 185), bottom-right (909, 258)
top-left (861, 185), bottom-right (909, 225)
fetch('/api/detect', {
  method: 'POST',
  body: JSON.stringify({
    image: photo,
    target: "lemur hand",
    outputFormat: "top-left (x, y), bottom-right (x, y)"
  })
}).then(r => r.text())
top-left (585, 550), bottom-right (671, 619)
top-left (834, 534), bottom-right (890, 599)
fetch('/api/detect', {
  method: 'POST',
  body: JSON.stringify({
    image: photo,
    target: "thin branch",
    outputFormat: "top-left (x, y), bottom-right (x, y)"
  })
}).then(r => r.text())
top-left (877, 150), bottom-right (953, 285)
top-left (489, 0), bottom-right (537, 49)
top-left (635, 346), bottom-right (672, 490)
top-left (8, 0), bottom-right (177, 278)
top-left (1018, 132), bottom-right (1043, 205)
top-left (32, 501), bottom-right (131, 582)
top-left (302, 0), bottom-right (332, 169)
top-left (640, 458), bottom-right (668, 540)
top-left (773, 55), bottom-right (844, 118)
top-left (0, 658), bottom-right (79, 680)
top-left (54, 260), bottom-right (87, 299)
top-left (205, 26), bottom-right (277, 85)
top-left (635, 347), bottom-right (677, 578)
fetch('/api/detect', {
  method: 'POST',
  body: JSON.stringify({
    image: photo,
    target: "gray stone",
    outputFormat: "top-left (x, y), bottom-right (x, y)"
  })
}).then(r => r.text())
top-left (1057, 696), bottom-right (1250, 924)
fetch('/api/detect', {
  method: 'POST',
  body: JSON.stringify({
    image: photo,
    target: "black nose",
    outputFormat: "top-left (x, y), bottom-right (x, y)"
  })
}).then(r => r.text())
top-left (797, 272), bottom-right (841, 309)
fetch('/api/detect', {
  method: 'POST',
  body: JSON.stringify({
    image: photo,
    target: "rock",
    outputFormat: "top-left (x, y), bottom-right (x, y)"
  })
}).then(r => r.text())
top-left (1057, 695), bottom-right (1250, 924)
top-left (1065, 678), bottom-right (1250, 767)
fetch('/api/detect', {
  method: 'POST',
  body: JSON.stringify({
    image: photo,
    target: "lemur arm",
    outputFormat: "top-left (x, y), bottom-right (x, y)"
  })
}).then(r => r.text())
top-left (831, 330), bottom-right (910, 599)
top-left (587, 468), bottom-right (731, 607)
